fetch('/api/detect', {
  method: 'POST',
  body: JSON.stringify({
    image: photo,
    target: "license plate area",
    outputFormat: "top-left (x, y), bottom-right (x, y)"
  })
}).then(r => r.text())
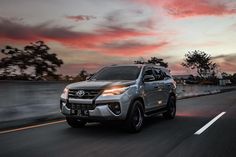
top-left (70, 103), bottom-right (95, 116)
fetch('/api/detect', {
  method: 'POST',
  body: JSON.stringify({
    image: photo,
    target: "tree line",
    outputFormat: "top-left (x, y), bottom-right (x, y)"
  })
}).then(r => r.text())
top-left (0, 41), bottom-right (63, 80)
top-left (0, 41), bottom-right (235, 84)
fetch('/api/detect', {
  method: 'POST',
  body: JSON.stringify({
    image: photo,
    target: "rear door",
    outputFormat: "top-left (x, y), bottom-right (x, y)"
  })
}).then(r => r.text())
top-left (161, 69), bottom-right (173, 105)
top-left (152, 68), bottom-right (167, 107)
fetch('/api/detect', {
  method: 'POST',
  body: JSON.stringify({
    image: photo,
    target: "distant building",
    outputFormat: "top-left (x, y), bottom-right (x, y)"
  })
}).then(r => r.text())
top-left (219, 79), bottom-right (231, 86)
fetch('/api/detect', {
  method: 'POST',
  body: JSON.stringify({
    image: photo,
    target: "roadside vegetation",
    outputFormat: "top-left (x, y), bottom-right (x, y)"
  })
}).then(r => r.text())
top-left (181, 50), bottom-right (219, 85)
top-left (0, 41), bottom-right (63, 80)
top-left (134, 57), bottom-right (168, 68)
top-left (0, 41), bottom-right (236, 85)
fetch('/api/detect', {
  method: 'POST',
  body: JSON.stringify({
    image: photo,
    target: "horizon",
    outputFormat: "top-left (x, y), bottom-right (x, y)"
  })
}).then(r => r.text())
top-left (1, 0), bottom-right (236, 76)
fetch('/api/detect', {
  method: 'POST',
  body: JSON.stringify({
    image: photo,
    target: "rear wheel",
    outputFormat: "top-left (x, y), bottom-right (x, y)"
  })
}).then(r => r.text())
top-left (125, 100), bottom-right (144, 133)
top-left (66, 117), bottom-right (86, 128)
top-left (163, 96), bottom-right (176, 119)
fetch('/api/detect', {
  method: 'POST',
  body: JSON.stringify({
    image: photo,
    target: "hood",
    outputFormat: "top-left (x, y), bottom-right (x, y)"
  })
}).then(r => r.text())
top-left (67, 80), bottom-right (136, 90)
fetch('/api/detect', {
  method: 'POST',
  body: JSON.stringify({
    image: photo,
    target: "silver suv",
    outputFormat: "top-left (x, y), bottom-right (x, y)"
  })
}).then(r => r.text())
top-left (60, 64), bottom-right (176, 132)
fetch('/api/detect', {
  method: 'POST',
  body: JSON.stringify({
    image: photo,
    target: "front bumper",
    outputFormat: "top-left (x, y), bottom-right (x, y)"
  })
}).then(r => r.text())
top-left (60, 93), bottom-right (131, 121)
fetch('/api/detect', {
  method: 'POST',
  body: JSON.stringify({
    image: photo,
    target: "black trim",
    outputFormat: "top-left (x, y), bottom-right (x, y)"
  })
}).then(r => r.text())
top-left (145, 106), bottom-right (167, 116)
top-left (126, 97), bottom-right (144, 120)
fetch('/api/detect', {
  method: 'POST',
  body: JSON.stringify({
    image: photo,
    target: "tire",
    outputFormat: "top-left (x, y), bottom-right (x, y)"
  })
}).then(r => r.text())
top-left (66, 117), bottom-right (86, 128)
top-left (125, 100), bottom-right (144, 133)
top-left (163, 96), bottom-right (176, 119)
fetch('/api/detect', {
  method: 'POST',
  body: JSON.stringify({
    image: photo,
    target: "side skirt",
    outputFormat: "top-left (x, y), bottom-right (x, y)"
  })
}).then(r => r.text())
top-left (144, 107), bottom-right (168, 117)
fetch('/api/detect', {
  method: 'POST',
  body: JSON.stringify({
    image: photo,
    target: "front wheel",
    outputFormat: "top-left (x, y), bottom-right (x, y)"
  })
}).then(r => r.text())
top-left (125, 100), bottom-right (144, 133)
top-left (66, 117), bottom-right (86, 128)
top-left (163, 96), bottom-right (176, 119)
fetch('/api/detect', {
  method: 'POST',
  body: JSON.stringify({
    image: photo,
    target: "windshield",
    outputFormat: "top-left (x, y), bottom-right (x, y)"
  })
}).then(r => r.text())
top-left (91, 66), bottom-right (141, 81)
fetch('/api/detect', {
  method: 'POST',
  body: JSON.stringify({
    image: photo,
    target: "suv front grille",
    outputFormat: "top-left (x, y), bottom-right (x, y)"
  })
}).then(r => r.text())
top-left (68, 89), bottom-right (101, 99)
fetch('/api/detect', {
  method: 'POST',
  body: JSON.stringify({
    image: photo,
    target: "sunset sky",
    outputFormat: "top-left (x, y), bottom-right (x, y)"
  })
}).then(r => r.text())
top-left (0, 0), bottom-right (236, 75)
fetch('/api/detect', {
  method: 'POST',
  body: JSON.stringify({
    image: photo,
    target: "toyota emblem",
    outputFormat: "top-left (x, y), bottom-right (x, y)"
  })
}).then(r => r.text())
top-left (76, 90), bottom-right (85, 97)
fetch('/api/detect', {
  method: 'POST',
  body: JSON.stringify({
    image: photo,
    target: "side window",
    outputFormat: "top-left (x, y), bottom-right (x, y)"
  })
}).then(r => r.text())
top-left (143, 67), bottom-right (155, 82)
top-left (163, 71), bottom-right (171, 79)
top-left (161, 69), bottom-right (171, 79)
top-left (153, 68), bottom-right (165, 81)
top-left (144, 68), bottom-right (154, 76)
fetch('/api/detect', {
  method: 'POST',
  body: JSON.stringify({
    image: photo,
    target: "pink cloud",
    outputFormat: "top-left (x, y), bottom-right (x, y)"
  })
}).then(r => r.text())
top-left (65, 15), bottom-right (96, 22)
top-left (218, 62), bottom-right (236, 73)
top-left (169, 63), bottom-right (188, 75)
top-left (0, 17), bottom-right (162, 57)
top-left (213, 54), bottom-right (236, 73)
top-left (133, 0), bottom-right (236, 18)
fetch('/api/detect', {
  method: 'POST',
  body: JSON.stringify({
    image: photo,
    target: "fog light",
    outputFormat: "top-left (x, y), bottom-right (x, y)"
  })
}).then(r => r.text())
top-left (108, 102), bottom-right (121, 115)
top-left (66, 103), bottom-right (71, 109)
top-left (60, 101), bottom-right (67, 110)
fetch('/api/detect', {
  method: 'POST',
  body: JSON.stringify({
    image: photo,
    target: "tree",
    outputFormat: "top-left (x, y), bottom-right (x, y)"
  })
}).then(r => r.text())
top-left (78, 69), bottom-right (88, 81)
top-left (221, 72), bottom-right (236, 84)
top-left (147, 57), bottom-right (168, 68)
top-left (182, 50), bottom-right (217, 78)
top-left (134, 57), bottom-right (168, 68)
top-left (134, 57), bottom-right (145, 64)
top-left (0, 41), bottom-right (63, 80)
top-left (73, 69), bottom-right (88, 81)
top-left (134, 60), bottom-right (145, 64)
top-left (231, 73), bottom-right (236, 84)
top-left (0, 46), bottom-right (28, 77)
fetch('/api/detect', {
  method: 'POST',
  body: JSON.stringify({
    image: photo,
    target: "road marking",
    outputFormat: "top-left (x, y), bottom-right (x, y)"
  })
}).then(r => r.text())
top-left (194, 112), bottom-right (226, 135)
top-left (0, 120), bottom-right (66, 135)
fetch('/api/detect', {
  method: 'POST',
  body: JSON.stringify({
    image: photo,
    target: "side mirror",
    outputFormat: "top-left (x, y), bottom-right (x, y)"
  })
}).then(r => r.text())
top-left (143, 75), bottom-right (155, 82)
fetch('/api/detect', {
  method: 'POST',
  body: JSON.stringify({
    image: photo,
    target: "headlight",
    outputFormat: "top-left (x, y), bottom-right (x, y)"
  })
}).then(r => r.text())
top-left (102, 86), bottom-right (129, 96)
top-left (63, 88), bottom-right (69, 98)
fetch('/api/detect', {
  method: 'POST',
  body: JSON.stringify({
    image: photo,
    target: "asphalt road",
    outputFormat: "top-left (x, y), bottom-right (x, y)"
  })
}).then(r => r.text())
top-left (0, 91), bottom-right (236, 157)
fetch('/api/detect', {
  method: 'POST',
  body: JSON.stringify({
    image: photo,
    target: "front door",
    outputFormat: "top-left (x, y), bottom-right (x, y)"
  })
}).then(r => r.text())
top-left (142, 67), bottom-right (159, 110)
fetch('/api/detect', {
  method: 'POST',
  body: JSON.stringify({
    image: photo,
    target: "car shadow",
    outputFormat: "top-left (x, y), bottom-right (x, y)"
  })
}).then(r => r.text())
top-left (61, 115), bottom-right (181, 137)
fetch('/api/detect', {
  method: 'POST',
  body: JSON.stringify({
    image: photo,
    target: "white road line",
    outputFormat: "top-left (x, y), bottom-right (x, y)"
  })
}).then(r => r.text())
top-left (194, 112), bottom-right (226, 135)
top-left (0, 120), bottom-right (66, 135)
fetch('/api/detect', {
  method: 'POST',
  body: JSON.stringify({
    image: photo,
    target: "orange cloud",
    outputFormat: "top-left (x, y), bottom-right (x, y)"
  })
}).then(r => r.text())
top-left (133, 0), bottom-right (236, 18)
top-left (0, 17), bottom-right (162, 57)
